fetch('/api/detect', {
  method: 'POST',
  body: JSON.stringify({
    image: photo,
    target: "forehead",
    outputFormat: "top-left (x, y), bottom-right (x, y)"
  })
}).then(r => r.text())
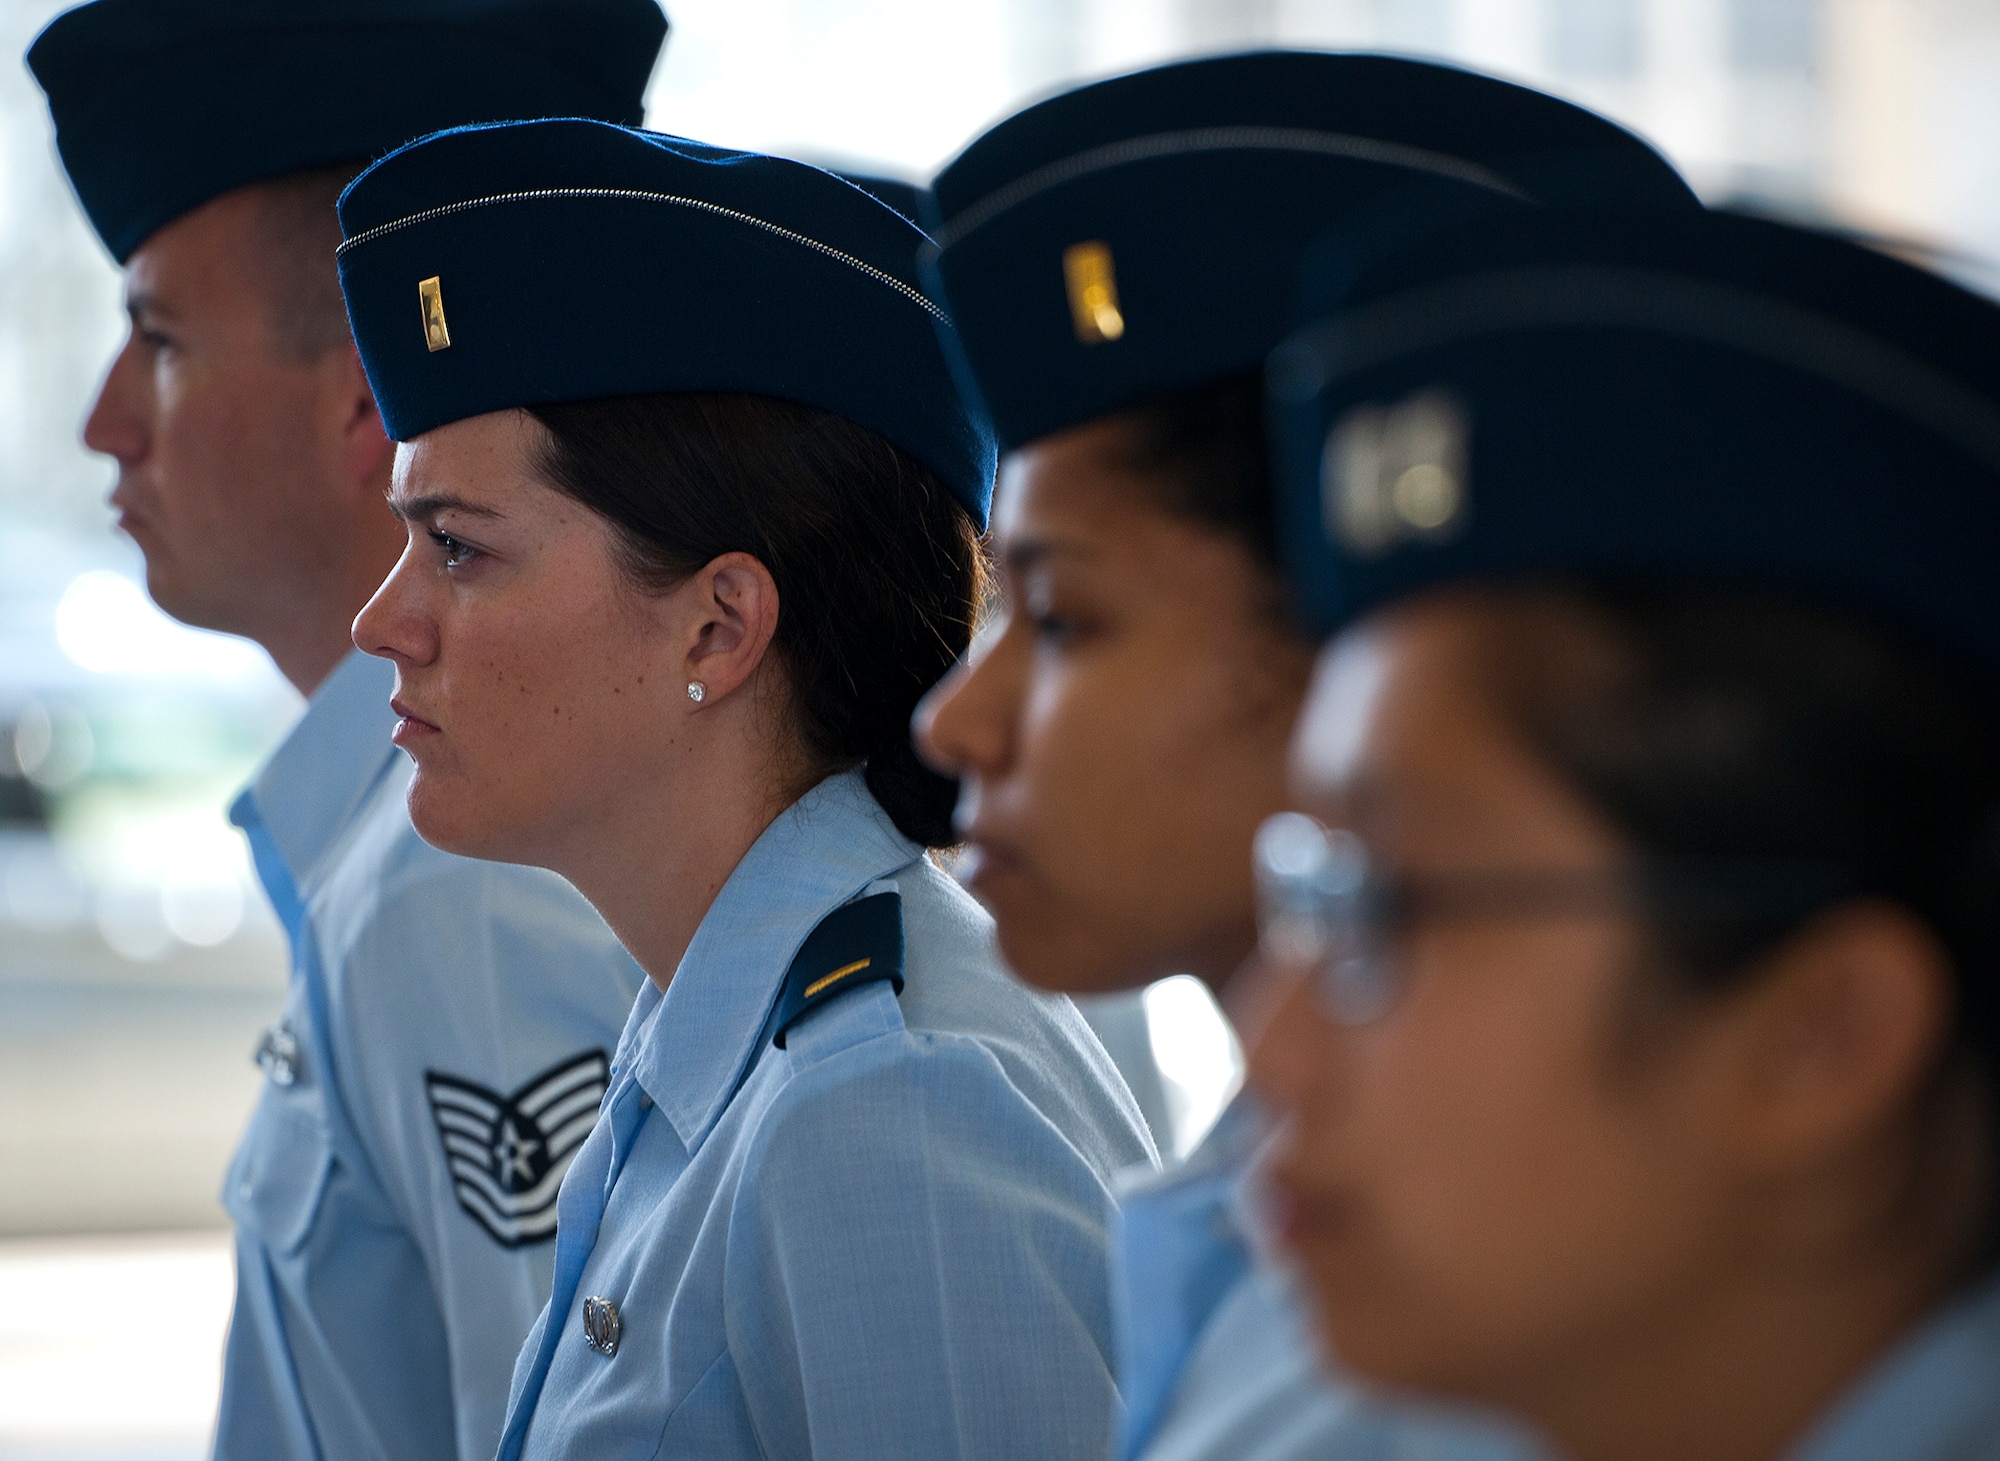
top-left (1295, 625), bottom-right (1396, 798)
top-left (121, 195), bottom-right (298, 336)
top-left (123, 187), bottom-right (277, 306)
top-left (1292, 599), bottom-right (1511, 805)
top-left (392, 409), bottom-right (563, 510)
top-left (992, 417), bottom-right (1160, 546)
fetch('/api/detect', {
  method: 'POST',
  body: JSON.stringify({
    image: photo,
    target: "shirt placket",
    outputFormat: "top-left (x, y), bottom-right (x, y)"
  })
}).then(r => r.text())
top-left (498, 1070), bottom-right (651, 1459)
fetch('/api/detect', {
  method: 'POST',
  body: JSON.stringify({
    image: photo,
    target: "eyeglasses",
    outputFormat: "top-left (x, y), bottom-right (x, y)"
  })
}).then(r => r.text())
top-left (1252, 812), bottom-right (1632, 1024)
top-left (1251, 812), bottom-right (1855, 1026)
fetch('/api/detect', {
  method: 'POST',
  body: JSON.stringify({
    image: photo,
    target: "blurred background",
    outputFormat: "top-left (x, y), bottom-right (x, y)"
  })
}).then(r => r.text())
top-left (3, 0), bottom-right (1998, 1455)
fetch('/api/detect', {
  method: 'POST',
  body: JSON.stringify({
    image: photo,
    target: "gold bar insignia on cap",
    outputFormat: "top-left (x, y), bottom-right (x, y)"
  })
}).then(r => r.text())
top-left (418, 276), bottom-right (451, 352)
top-left (1063, 241), bottom-right (1125, 344)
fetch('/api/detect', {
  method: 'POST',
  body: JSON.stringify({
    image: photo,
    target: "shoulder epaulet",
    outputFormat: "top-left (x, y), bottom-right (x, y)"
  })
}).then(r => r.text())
top-left (772, 890), bottom-right (905, 1049)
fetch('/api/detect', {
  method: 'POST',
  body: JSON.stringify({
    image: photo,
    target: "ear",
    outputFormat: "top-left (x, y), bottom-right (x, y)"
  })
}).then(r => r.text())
top-left (680, 551), bottom-right (782, 705)
top-left (319, 343), bottom-right (394, 492)
top-left (1724, 902), bottom-right (1955, 1174)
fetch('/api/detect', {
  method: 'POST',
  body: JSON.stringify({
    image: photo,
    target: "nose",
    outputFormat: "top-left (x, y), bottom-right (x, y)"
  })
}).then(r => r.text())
top-left (82, 333), bottom-right (150, 466)
top-left (352, 540), bottom-right (439, 668)
top-left (912, 618), bottom-right (1021, 781)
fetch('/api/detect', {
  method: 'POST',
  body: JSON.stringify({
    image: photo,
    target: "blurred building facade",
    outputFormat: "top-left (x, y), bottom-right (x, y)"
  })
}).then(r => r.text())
top-left (646, 0), bottom-right (2000, 287)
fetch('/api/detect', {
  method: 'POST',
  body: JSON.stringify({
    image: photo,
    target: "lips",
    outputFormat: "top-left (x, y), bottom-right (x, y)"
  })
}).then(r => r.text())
top-left (1265, 1163), bottom-right (1363, 1257)
top-left (390, 697), bottom-right (441, 744)
top-left (954, 826), bottom-right (1026, 896)
top-left (109, 488), bottom-right (147, 536)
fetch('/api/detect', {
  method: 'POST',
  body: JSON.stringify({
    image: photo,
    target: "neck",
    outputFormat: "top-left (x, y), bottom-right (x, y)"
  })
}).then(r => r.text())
top-left (542, 709), bottom-right (807, 992)
top-left (1519, 1261), bottom-right (1940, 1461)
top-left (1512, 1090), bottom-right (1989, 1461)
top-left (266, 621), bottom-right (363, 700)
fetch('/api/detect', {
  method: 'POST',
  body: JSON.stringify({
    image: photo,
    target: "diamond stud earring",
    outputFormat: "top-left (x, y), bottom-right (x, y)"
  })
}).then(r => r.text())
top-left (686, 681), bottom-right (706, 704)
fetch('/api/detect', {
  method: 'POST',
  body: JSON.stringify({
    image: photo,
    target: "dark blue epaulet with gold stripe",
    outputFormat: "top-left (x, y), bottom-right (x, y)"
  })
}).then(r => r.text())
top-left (772, 891), bottom-right (905, 1049)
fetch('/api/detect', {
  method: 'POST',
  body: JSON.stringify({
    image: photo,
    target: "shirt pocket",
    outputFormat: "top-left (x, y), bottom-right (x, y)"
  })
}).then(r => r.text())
top-left (223, 1003), bottom-right (336, 1255)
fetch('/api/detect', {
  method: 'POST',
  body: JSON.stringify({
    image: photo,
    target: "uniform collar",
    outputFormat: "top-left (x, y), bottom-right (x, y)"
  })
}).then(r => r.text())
top-left (1119, 1087), bottom-right (1265, 1202)
top-left (228, 649), bottom-right (400, 892)
top-left (627, 768), bottom-right (921, 1152)
top-left (1110, 1090), bottom-right (1267, 1459)
top-left (1782, 1265), bottom-right (2000, 1461)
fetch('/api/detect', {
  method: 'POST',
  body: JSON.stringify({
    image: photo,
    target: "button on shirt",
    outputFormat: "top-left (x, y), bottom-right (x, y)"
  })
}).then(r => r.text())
top-left (216, 650), bottom-right (646, 1461)
top-left (498, 769), bottom-right (1158, 1461)
top-left (1781, 1266), bottom-right (2000, 1461)
top-left (1116, 1095), bottom-right (1541, 1461)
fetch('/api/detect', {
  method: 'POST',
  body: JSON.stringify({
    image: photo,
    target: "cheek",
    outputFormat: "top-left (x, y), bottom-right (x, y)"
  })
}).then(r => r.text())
top-left (410, 592), bottom-right (659, 845)
top-left (151, 369), bottom-right (291, 523)
top-left (1026, 628), bottom-right (1292, 865)
top-left (146, 373), bottom-right (224, 504)
top-left (156, 357), bottom-right (249, 450)
top-left (1000, 631), bottom-right (1296, 981)
top-left (1298, 924), bottom-right (1712, 1385)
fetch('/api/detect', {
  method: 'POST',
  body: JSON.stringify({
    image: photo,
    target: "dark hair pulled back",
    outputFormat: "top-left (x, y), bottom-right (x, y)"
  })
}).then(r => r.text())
top-left (1484, 585), bottom-right (2000, 1250)
top-left (527, 392), bottom-right (983, 848)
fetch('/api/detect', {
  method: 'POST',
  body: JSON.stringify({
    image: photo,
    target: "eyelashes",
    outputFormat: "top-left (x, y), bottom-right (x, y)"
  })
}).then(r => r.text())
top-left (427, 528), bottom-right (481, 569)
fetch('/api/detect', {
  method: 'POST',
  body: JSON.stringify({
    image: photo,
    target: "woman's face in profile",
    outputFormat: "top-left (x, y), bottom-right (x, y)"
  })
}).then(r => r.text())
top-left (1246, 595), bottom-right (1764, 1412)
top-left (353, 408), bottom-right (687, 866)
top-left (914, 416), bottom-right (1313, 997)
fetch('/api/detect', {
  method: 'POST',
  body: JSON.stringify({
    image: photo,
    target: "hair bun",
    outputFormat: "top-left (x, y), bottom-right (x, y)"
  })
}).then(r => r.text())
top-left (865, 739), bottom-right (961, 849)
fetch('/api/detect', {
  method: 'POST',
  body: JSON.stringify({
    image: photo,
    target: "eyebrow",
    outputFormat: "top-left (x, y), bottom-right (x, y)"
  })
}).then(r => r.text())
top-left (125, 291), bottom-right (168, 322)
top-left (999, 534), bottom-right (1100, 576)
top-left (387, 492), bottom-right (505, 525)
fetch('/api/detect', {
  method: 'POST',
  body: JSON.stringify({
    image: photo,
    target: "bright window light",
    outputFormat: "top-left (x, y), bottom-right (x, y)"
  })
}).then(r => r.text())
top-left (54, 571), bottom-right (267, 683)
top-left (1144, 973), bottom-right (1242, 1157)
top-left (0, 1232), bottom-right (231, 1455)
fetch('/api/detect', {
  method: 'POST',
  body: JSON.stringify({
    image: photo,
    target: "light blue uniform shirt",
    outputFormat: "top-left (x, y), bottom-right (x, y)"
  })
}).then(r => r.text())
top-left (498, 769), bottom-right (1157, 1460)
top-left (1782, 1266), bottom-right (2000, 1461)
top-left (1116, 1096), bottom-right (1540, 1461)
top-left (216, 650), bottom-right (646, 1461)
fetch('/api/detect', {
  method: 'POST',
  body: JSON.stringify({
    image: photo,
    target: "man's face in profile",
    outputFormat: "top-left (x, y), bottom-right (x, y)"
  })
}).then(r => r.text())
top-left (83, 185), bottom-right (349, 640)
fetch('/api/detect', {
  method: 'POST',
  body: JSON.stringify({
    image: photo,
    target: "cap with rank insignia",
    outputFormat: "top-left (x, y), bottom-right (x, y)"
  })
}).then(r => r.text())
top-left (1266, 206), bottom-right (2000, 684)
top-left (829, 168), bottom-right (929, 226)
top-left (921, 50), bottom-right (1699, 454)
top-left (27, 0), bottom-right (670, 263)
top-left (334, 118), bottom-right (995, 525)
top-left (772, 890), bottom-right (905, 1049)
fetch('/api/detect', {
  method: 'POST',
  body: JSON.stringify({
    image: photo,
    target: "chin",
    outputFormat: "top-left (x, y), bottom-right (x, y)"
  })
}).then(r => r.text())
top-left (1301, 1262), bottom-right (1490, 1401)
top-left (1314, 1302), bottom-right (1427, 1388)
top-left (404, 768), bottom-right (535, 867)
top-left (992, 916), bottom-right (1154, 997)
top-left (140, 565), bottom-right (224, 636)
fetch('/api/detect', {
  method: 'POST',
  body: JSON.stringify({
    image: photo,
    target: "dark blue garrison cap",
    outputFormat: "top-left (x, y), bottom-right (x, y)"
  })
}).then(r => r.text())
top-left (336, 119), bottom-right (996, 526)
top-left (27, 0), bottom-right (669, 262)
top-left (923, 50), bottom-right (1697, 452)
top-left (1268, 207), bottom-right (2000, 682)
top-left (830, 170), bottom-right (928, 225)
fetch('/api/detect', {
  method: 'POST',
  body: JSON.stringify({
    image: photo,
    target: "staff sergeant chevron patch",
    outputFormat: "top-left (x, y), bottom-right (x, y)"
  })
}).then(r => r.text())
top-left (424, 1049), bottom-right (610, 1248)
